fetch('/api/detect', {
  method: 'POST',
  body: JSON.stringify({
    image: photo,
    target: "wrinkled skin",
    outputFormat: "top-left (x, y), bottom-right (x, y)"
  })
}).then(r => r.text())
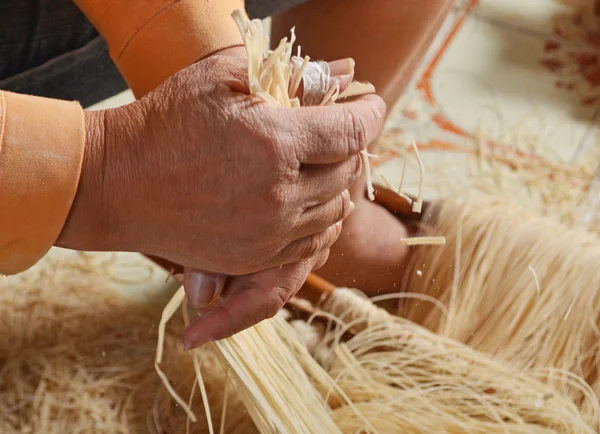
top-left (57, 47), bottom-right (386, 348)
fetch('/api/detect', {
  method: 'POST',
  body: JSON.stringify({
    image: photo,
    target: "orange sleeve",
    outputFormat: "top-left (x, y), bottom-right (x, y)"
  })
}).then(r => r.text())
top-left (0, 91), bottom-right (85, 275)
top-left (74, 0), bottom-right (244, 98)
top-left (0, 1), bottom-right (243, 275)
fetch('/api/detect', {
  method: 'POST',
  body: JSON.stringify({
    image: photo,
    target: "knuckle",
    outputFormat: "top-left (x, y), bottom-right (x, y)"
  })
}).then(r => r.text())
top-left (325, 223), bottom-right (342, 248)
top-left (267, 185), bottom-right (290, 217)
top-left (196, 52), bottom-right (248, 85)
top-left (215, 304), bottom-right (239, 337)
top-left (333, 222), bottom-right (343, 244)
top-left (349, 153), bottom-right (363, 183)
top-left (333, 194), bottom-right (347, 222)
top-left (263, 289), bottom-right (288, 320)
top-left (304, 121), bottom-right (326, 156)
top-left (264, 116), bottom-right (300, 170)
top-left (312, 250), bottom-right (330, 271)
top-left (344, 106), bottom-right (367, 154)
top-left (300, 233), bottom-right (324, 259)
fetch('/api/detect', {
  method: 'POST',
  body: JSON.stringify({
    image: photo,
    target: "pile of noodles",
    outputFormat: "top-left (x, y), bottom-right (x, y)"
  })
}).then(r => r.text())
top-left (1, 244), bottom-right (598, 433)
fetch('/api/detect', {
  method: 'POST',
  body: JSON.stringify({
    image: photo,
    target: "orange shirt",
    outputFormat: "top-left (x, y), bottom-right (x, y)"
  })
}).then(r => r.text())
top-left (0, 0), bottom-right (243, 275)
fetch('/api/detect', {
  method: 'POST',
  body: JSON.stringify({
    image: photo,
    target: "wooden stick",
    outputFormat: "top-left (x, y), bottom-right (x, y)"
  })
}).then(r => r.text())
top-left (304, 273), bottom-right (336, 294)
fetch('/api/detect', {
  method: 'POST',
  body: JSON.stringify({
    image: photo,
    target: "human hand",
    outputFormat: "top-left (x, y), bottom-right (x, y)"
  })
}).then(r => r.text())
top-left (178, 48), bottom-right (387, 350)
top-left (58, 46), bottom-right (385, 280)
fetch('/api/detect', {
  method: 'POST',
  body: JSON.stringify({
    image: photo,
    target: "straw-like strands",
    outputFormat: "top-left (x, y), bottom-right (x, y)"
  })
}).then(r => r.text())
top-left (1, 252), bottom-right (597, 433)
top-left (151, 9), bottom-right (597, 433)
top-left (316, 288), bottom-right (598, 433)
top-left (399, 192), bottom-right (600, 429)
top-left (0, 254), bottom-right (253, 434)
top-left (3, 7), bottom-right (598, 434)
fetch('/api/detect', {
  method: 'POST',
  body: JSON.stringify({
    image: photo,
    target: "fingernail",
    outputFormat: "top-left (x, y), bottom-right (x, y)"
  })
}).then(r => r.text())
top-left (185, 271), bottom-right (226, 308)
top-left (329, 58), bottom-right (355, 76)
top-left (183, 338), bottom-right (211, 351)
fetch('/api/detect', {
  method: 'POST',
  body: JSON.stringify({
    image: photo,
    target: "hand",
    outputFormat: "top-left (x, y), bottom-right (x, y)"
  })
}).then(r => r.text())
top-left (181, 259), bottom-right (321, 350)
top-left (58, 46), bottom-right (385, 277)
top-left (178, 49), bottom-right (387, 350)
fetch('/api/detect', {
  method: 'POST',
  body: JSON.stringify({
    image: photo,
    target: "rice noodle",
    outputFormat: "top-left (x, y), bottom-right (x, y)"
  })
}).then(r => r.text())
top-left (399, 192), bottom-right (600, 429)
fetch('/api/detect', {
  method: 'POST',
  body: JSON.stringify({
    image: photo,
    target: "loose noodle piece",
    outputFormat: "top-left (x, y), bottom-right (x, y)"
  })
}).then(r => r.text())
top-left (361, 150), bottom-right (376, 201)
top-left (411, 141), bottom-right (425, 213)
top-left (338, 82), bottom-right (376, 99)
top-left (400, 236), bottom-right (447, 246)
top-left (182, 296), bottom-right (214, 434)
top-left (155, 286), bottom-right (196, 422)
top-left (379, 173), bottom-right (399, 193)
top-left (380, 167), bottom-right (412, 203)
top-left (398, 152), bottom-right (408, 197)
top-left (186, 380), bottom-right (198, 434)
top-left (529, 265), bottom-right (542, 296)
top-left (219, 370), bottom-right (229, 434)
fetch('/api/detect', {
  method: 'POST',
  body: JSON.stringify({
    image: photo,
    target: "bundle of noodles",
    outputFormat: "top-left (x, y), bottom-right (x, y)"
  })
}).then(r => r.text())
top-left (2, 252), bottom-right (598, 433)
top-left (311, 287), bottom-right (600, 433)
top-left (398, 191), bottom-right (600, 420)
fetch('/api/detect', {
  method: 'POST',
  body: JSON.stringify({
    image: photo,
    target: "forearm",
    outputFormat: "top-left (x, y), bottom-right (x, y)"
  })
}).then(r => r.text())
top-left (0, 91), bottom-right (85, 275)
top-left (73, 0), bottom-right (244, 97)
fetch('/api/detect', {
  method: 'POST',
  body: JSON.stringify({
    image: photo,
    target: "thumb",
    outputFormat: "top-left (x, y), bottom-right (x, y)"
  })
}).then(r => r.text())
top-left (183, 267), bottom-right (227, 309)
top-left (329, 58), bottom-right (356, 94)
top-left (182, 261), bottom-right (312, 351)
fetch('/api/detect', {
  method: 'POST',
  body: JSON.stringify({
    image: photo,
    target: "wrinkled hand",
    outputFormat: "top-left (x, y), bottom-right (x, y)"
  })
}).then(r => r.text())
top-left (178, 48), bottom-right (386, 350)
top-left (58, 46), bottom-right (385, 347)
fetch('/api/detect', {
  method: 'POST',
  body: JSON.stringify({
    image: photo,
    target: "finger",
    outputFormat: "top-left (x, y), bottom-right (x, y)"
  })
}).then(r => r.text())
top-left (292, 93), bottom-right (386, 164)
top-left (299, 154), bottom-right (361, 206)
top-left (329, 58), bottom-right (356, 94)
top-left (296, 58), bottom-right (355, 102)
top-left (311, 250), bottom-right (331, 271)
top-left (293, 190), bottom-right (353, 240)
top-left (276, 220), bottom-right (344, 266)
top-left (182, 261), bottom-right (313, 349)
top-left (183, 268), bottom-right (227, 309)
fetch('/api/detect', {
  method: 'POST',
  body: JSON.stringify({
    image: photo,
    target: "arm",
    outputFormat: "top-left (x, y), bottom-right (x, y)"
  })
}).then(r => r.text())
top-left (0, 0), bottom-right (242, 275)
top-left (73, 0), bottom-right (244, 97)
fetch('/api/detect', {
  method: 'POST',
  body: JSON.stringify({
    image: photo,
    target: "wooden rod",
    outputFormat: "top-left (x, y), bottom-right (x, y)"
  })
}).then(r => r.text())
top-left (305, 273), bottom-right (336, 294)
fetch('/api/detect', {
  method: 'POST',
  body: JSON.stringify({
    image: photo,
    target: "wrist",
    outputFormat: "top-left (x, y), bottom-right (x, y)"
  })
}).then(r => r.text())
top-left (56, 109), bottom-right (110, 250)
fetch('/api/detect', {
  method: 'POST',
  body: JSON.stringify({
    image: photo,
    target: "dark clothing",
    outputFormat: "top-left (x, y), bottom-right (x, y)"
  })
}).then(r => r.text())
top-left (0, 0), bottom-right (309, 107)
